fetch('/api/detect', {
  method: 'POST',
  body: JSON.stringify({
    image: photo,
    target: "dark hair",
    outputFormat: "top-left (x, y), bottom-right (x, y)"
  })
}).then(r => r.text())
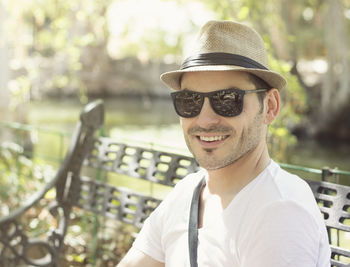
top-left (247, 73), bottom-right (271, 113)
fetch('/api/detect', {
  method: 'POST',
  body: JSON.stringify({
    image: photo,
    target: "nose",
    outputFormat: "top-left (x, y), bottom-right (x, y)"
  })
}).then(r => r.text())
top-left (196, 98), bottom-right (221, 128)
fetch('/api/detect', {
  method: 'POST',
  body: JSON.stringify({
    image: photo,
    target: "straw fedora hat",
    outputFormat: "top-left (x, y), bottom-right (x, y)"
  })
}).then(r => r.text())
top-left (160, 20), bottom-right (286, 91)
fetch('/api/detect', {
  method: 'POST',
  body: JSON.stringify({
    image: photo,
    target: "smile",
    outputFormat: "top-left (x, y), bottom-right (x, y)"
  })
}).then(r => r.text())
top-left (198, 135), bottom-right (229, 142)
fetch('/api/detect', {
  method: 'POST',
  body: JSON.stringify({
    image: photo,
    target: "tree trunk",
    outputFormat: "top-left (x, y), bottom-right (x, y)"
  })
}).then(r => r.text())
top-left (323, 0), bottom-right (350, 118)
top-left (313, 0), bottom-right (350, 142)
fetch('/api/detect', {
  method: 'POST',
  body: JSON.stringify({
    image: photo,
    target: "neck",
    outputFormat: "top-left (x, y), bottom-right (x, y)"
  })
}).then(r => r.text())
top-left (204, 141), bottom-right (270, 205)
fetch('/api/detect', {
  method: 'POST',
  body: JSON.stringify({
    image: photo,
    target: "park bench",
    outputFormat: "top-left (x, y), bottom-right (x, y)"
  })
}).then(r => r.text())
top-left (0, 99), bottom-right (349, 266)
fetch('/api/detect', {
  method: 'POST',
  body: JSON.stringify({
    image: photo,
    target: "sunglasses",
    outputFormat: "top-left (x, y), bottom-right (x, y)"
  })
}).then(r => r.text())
top-left (171, 88), bottom-right (268, 118)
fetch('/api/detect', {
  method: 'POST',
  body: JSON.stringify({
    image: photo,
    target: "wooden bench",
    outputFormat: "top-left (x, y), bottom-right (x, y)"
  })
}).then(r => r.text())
top-left (0, 100), bottom-right (349, 267)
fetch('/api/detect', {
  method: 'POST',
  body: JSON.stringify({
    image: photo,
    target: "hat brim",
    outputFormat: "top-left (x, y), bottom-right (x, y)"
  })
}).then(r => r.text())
top-left (160, 65), bottom-right (287, 91)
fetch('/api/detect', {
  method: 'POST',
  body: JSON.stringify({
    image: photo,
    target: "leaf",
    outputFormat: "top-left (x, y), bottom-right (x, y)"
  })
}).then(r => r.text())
top-left (238, 6), bottom-right (250, 20)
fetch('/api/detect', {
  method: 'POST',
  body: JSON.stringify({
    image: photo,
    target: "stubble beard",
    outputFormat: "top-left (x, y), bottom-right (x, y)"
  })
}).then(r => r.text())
top-left (184, 113), bottom-right (265, 170)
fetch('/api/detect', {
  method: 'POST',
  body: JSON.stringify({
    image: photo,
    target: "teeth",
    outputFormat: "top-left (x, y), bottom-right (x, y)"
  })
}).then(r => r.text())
top-left (200, 136), bottom-right (226, 142)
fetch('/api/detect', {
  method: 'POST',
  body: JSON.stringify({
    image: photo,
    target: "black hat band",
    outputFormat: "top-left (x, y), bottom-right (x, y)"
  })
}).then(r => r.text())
top-left (181, 52), bottom-right (268, 70)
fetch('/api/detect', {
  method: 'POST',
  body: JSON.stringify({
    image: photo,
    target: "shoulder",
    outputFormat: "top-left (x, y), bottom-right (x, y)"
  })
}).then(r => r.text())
top-left (254, 199), bottom-right (320, 231)
top-left (242, 160), bottom-right (325, 234)
top-left (266, 160), bottom-right (312, 194)
top-left (239, 199), bottom-right (326, 266)
top-left (258, 161), bottom-right (319, 213)
top-left (244, 162), bottom-right (329, 257)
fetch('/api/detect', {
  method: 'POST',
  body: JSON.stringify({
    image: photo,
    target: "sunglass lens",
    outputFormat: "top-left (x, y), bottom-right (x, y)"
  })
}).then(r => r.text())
top-left (210, 89), bottom-right (243, 117)
top-left (172, 91), bottom-right (203, 118)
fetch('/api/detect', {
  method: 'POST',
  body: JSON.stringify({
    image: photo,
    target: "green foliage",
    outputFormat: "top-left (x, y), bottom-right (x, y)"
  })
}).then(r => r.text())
top-left (0, 140), bottom-right (53, 252)
top-left (267, 55), bottom-right (306, 161)
top-left (0, 140), bottom-right (132, 265)
top-left (63, 213), bottom-right (136, 266)
top-left (5, 0), bottom-right (113, 106)
top-left (0, 141), bottom-right (57, 245)
top-left (0, 141), bottom-right (54, 215)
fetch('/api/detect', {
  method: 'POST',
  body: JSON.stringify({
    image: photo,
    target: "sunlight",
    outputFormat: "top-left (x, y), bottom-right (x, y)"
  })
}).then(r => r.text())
top-left (106, 0), bottom-right (217, 61)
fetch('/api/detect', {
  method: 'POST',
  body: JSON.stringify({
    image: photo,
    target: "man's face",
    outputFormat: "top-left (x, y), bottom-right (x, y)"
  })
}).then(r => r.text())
top-left (179, 71), bottom-right (267, 170)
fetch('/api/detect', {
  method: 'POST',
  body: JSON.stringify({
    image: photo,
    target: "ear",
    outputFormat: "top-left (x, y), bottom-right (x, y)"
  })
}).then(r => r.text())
top-left (264, 88), bottom-right (280, 125)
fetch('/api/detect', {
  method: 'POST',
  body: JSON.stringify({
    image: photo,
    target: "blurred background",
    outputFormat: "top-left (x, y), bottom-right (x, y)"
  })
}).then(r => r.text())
top-left (0, 0), bottom-right (350, 265)
top-left (1, 0), bottom-right (350, 167)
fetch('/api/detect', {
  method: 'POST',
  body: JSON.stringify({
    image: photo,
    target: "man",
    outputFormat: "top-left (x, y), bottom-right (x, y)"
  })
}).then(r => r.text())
top-left (117, 20), bottom-right (330, 267)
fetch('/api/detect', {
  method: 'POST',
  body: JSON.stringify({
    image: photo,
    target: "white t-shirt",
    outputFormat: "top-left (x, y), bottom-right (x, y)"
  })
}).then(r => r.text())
top-left (133, 160), bottom-right (331, 267)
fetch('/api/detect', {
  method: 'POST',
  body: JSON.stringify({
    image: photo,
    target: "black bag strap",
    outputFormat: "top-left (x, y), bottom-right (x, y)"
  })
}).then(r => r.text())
top-left (188, 177), bottom-right (206, 267)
